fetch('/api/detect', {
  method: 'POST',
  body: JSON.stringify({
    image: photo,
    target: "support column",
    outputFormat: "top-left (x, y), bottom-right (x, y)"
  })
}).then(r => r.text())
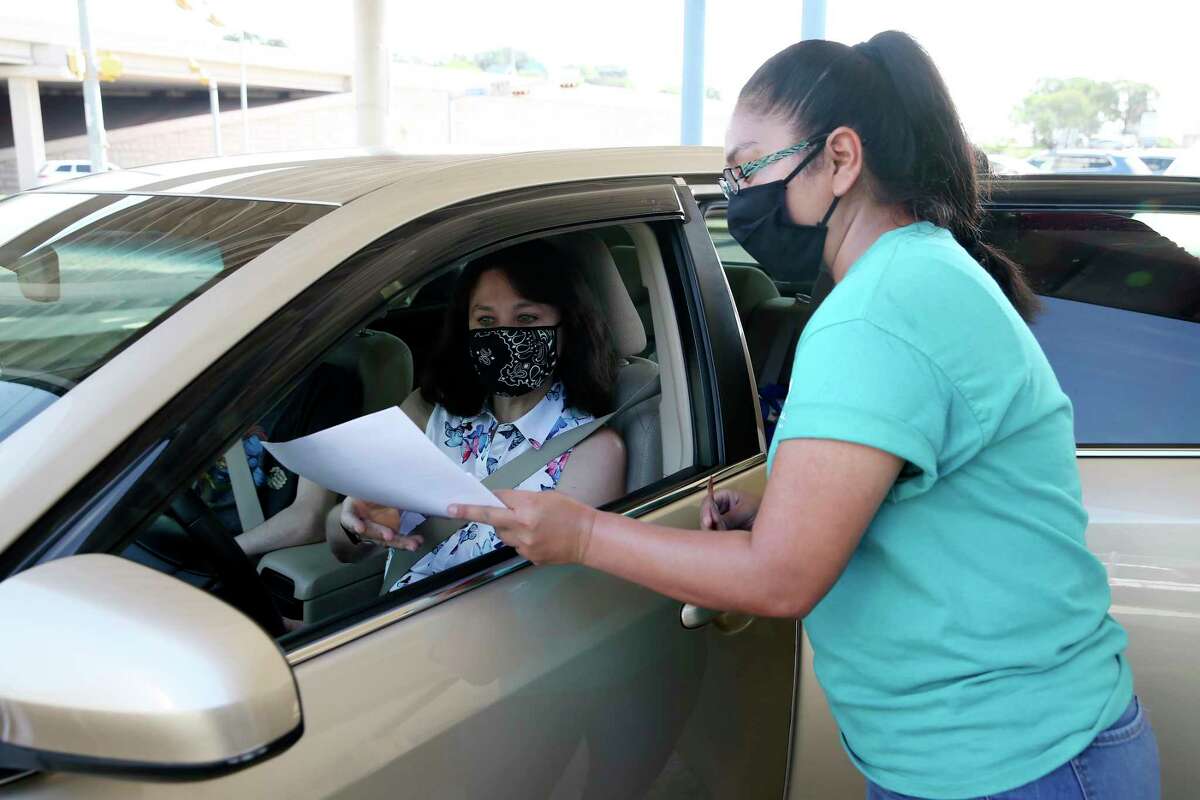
top-left (208, 79), bottom-right (223, 156)
top-left (802, 0), bottom-right (827, 40)
top-left (680, 0), bottom-right (705, 146)
top-left (239, 32), bottom-right (249, 153)
top-left (353, 0), bottom-right (389, 148)
top-left (76, 0), bottom-right (108, 171)
top-left (8, 77), bottom-right (46, 191)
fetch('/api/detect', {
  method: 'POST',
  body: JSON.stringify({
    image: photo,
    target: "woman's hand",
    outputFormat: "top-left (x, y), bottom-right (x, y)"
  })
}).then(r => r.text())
top-left (449, 490), bottom-right (597, 566)
top-left (701, 489), bottom-right (761, 531)
top-left (339, 496), bottom-right (424, 551)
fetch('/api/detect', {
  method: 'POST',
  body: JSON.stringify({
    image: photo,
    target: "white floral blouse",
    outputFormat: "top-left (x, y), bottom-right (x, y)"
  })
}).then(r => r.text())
top-left (386, 382), bottom-right (594, 591)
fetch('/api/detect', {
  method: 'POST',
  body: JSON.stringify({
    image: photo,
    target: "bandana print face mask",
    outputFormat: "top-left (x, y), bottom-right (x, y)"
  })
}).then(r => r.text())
top-left (468, 325), bottom-right (559, 397)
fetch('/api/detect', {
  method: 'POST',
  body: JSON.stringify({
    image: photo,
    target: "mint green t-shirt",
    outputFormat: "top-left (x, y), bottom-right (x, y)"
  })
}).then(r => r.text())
top-left (767, 222), bottom-right (1132, 799)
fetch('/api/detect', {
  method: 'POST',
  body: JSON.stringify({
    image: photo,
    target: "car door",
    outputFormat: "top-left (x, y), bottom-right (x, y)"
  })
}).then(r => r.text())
top-left (1, 177), bottom-right (795, 799)
top-left (983, 177), bottom-right (1200, 800)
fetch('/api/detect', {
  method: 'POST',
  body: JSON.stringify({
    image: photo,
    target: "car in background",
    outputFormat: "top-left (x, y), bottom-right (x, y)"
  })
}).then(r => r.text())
top-left (33, 160), bottom-right (119, 187)
top-left (985, 153), bottom-right (1044, 175)
top-left (1134, 148), bottom-right (1183, 174)
top-left (1037, 149), bottom-right (1152, 175)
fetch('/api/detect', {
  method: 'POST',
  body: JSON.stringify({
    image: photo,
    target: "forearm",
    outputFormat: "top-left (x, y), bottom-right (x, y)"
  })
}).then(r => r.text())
top-left (236, 501), bottom-right (326, 556)
top-left (582, 512), bottom-right (799, 617)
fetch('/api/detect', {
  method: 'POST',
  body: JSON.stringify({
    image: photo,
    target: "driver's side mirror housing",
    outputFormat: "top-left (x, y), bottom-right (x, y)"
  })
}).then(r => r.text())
top-left (0, 554), bottom-right (303, 779)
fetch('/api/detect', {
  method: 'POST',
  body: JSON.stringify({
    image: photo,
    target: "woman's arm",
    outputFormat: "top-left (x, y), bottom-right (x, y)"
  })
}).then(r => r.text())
top-left (451, 438), bottom-right (901, 618)
top-left (235, 477), bottom-right (333, 556)
top-left (554, 428), bottom-right (626, 507)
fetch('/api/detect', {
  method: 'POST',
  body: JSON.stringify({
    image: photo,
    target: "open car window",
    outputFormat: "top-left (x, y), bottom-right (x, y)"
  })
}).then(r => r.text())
top-left (95, 218), bottom-right (706, 645)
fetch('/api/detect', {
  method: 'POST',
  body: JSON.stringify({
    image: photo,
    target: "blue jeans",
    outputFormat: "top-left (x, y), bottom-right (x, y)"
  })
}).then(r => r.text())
top-left (866, 697), bottom-right (1160, 800)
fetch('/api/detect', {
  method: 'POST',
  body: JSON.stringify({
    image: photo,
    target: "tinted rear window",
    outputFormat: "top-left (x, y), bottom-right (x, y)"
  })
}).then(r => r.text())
top-left (987, 209), bottom-right (1200, 444)
top-left (0, 192), bottom-right (330, 443)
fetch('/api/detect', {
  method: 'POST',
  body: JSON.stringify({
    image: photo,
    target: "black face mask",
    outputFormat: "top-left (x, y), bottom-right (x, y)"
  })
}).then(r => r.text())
top-left (468, 325), bottom-right (559, 398)
top-left (726, 146), bottom-right (840, 293)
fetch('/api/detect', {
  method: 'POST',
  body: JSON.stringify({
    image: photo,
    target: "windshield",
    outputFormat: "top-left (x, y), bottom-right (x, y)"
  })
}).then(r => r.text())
top-left (0, 192), bottom-right (330, 443)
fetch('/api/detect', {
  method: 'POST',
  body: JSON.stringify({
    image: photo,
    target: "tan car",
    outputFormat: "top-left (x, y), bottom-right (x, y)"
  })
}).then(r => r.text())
top-left (0, 151), bottom-right (1196, 798)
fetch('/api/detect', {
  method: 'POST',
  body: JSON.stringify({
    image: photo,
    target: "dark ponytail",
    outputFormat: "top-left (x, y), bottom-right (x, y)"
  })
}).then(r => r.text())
top-left (739, 31), bottom-right (1039, 320)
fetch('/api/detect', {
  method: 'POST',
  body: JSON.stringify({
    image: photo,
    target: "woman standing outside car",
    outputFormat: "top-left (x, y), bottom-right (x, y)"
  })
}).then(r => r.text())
top-left (449, 32), bottom-right (1160, 800)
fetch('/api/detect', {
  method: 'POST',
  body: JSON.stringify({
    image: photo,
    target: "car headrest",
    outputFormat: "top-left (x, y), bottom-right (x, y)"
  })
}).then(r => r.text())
top-left (322, 330), bottom-right (414, 415)
top-left (547, 232), bottom-right (647, 358)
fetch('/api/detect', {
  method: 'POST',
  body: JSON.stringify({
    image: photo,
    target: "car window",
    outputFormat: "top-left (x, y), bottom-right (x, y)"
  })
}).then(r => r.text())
top-left (1140, 156), bottom-right (1174, 173)
top-left (55, 164), bottom-right (73, 173)
top-left (985, 209), bottom-right (1200, 445)
top-left (102, 220), bottom-right (704, 643)
top-left (0, 192), bottom-right (330, 445)
top-left (703, 201), bottom-right (1200, 446)
top-left (76, 164), bottom-right (92, 173)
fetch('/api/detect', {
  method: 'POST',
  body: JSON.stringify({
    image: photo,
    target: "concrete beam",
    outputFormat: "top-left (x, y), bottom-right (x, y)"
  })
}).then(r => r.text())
top-left (0, 38), bottom-right (34, 65)
top-left (0, 47), bottom-right (349, 94)
top-left (8, 76), bottom-right (46, 190)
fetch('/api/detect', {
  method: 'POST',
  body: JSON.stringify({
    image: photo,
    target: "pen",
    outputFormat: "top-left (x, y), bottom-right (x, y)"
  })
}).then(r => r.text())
top-left (707, 475), bottom-right (727, 530)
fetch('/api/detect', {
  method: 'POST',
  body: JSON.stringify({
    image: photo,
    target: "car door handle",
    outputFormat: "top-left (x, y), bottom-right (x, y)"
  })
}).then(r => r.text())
top-left (680, 604), bottom-right (756, 634)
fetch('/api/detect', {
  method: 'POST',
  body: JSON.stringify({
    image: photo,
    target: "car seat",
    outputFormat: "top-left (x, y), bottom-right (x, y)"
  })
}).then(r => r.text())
top-left (548, 232), bottom-right (662, 493)
top-left (323, 328), bottom-right (414, 414)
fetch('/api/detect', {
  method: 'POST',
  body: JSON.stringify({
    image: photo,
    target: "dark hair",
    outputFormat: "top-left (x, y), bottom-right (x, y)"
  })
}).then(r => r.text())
top-left (420, 239), bottom-right (618, 417)
top-left (739, 31), bottom-right (1039, 320)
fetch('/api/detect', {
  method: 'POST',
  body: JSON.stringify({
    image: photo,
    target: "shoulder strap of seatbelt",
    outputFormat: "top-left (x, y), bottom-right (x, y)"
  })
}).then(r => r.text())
top-left (758, 269), bottom-right (836, 389)
top-left (224, 441), bottom-right (266, 533)
top-left (758, 320), bottom-right (796, 389)
top-left (379, 375), bottom-right (661, 593)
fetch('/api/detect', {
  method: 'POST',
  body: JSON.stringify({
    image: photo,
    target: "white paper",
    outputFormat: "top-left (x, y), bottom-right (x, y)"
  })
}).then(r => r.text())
top-left (262, 407), bottom-right (504, 518)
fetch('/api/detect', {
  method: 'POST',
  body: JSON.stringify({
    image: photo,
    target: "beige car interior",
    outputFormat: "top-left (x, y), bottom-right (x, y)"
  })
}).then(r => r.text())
top-left (257, 223), bottom-right (694, 627)
top-left (726, 264), bottom-right (824, 392)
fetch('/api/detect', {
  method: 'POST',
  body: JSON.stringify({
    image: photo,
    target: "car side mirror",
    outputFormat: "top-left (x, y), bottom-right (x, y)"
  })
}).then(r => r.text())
top-left (0, 554), bottom-right (303, 780)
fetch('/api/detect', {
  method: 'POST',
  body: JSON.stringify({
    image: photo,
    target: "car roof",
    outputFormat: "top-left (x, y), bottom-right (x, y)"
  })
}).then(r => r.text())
top-left (1049, 149), bottom-right (1124, 157)
top-left (26, 147), bottom-right (725, 206)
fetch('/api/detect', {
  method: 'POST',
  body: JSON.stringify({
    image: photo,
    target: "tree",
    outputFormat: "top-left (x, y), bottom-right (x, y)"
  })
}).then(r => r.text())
top-left (573, 65), bottom-right (631, 89)
top-left (471, 48), bottom-right (545, 77)
top-left (1013, 78), bottom-right (1119, 148)
top-left (1114, 81), bottom-right (1158, 134)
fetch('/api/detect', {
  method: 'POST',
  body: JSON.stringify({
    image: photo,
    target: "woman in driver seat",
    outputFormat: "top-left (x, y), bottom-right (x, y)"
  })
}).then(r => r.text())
top-left (328, 239), bottom-right (626, 590)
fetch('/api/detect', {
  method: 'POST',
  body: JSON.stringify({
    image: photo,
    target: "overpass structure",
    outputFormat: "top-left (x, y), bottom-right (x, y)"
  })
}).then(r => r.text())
top-left (3, 1), bottom-right (820, 194)
top-left (1, 13), bottom-right (350, 190)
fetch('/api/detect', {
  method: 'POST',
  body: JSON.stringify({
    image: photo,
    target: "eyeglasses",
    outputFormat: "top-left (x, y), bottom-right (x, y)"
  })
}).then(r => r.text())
top-left (719, 136), bottom-right (827, 199)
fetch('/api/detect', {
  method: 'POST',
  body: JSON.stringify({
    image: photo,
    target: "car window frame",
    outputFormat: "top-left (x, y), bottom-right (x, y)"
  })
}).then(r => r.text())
top-left (1, 175), bottom-right (761, 657)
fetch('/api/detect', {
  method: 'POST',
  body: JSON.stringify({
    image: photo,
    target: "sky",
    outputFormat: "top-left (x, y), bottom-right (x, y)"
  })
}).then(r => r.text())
top-left (16, 0), bottom-right (1200, 145)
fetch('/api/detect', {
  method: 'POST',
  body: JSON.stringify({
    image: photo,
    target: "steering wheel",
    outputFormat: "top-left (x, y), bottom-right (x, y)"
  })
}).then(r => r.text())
top-left (166, 489), bottom-right (287, 637)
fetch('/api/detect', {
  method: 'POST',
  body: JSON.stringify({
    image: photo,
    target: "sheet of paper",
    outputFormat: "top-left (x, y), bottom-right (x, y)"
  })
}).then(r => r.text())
top-left (262, 407), bottom-right (504, 519)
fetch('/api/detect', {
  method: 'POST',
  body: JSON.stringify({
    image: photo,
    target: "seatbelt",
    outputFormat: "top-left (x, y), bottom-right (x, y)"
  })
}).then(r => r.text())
top-left (380, 375), bottom-right (661, 593)
top-left (758, 306), bottom-right (801, 390)
top-left (758, 269), bottom-right (837, 389)
top-left (224, 441), bottom-right (266, 533)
